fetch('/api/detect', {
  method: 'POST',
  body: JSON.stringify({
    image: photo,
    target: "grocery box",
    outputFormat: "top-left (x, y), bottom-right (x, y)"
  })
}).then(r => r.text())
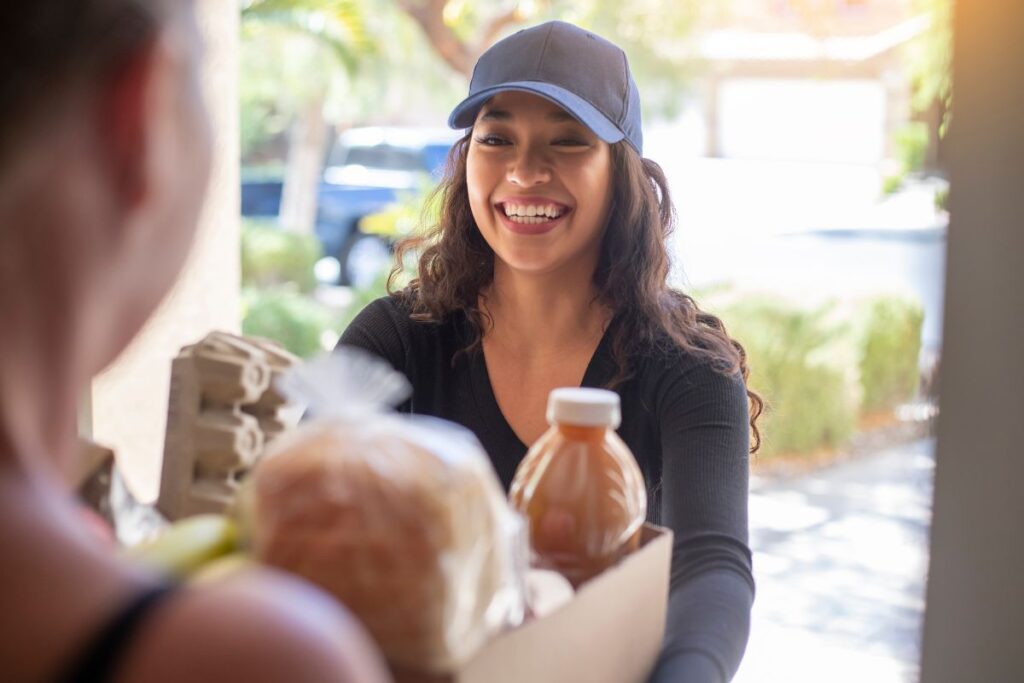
top-left (395, 523), bottom-right (673, 683)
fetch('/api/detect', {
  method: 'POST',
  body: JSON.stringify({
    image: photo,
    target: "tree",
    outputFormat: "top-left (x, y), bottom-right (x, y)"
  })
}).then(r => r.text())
top-left (393, 0), bottom-right (540, 77)
top-left (239, 0), bottom-right (719, 236)
top-left (241, 0), bottom-right (374, 234)
top-left (391, 0), bottom-right (717, 119)
top-left (908, 0), bottom-right (952, 131)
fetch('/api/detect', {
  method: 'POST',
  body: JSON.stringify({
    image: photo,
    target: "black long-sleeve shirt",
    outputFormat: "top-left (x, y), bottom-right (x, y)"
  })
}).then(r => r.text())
top-left (339, 295), bottom-right (755, 682)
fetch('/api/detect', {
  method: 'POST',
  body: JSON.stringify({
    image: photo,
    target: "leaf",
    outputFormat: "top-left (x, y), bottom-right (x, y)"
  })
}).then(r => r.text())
top-left (242, 0), bottom-right (377, 75)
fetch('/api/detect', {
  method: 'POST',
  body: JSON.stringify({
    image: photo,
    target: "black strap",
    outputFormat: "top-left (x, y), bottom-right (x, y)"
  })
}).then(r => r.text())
top-left (56, 584), bottom-right (178, 683)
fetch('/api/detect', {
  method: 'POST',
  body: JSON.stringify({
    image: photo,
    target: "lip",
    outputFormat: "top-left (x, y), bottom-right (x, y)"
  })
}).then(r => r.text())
top-left (494, 197), bottom-right (573, 236)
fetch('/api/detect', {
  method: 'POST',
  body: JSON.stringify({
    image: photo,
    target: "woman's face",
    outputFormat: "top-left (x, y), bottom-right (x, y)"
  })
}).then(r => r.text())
top-left (466, 91), bottom-right (613, 278)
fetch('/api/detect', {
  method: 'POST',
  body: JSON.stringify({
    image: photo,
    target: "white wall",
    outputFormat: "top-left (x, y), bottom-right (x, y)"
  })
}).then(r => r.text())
top-left (719, 78), bottom-right (887, 163)
top-left (920, 0), bottom-right (1024, 680)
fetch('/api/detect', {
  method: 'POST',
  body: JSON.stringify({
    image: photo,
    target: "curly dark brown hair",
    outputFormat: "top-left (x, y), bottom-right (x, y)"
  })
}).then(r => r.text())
top-left (390, 132), bottom-right (763, 452)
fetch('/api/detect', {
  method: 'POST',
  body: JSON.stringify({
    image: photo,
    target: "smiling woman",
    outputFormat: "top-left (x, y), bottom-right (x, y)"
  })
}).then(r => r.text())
top-left (341, 20), bottom-right (763, 683)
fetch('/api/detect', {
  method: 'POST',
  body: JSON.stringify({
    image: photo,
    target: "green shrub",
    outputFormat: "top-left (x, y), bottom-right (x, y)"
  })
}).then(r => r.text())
top-left (858, 297), bottom-right (924, 412)
top-left (719, 298), bottom-right (859, 457)
top-left (241, 219), bottom-right (322, 293)
top-left (882, 172), bottom-right (905, 196)
top-left (241, 286), bottom-right (340, 358)
top-left (894, 121), bottom-right (929, 173)
top-left (703, 289), bottom-right (927, 458)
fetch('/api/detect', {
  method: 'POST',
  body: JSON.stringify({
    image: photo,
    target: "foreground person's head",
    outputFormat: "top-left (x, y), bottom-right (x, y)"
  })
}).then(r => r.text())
top-left (0, 0), bottom-right (211, 382)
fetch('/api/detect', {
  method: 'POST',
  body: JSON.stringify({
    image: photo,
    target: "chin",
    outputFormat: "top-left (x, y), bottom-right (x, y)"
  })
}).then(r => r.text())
top-left (494, 250), bottom-right (569, 276)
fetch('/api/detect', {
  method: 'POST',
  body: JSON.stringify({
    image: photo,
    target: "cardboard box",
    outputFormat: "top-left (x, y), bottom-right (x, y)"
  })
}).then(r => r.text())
top-left (396, 523), bottom-right (673, 683)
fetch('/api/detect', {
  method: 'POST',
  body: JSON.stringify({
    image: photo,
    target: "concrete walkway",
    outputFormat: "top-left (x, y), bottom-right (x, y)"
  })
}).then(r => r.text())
top-left (733, 438), bottom-right (935, 683)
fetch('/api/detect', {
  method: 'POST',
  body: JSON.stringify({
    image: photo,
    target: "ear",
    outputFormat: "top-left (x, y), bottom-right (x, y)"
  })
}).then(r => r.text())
top-left (99, 40), bottom-right (160, 209)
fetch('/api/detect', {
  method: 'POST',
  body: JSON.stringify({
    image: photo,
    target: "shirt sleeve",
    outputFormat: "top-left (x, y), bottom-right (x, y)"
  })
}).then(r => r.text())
top-left (647, 358), bottom-right (755, 683)
top-left (337, 296), bottom-right (411, 375)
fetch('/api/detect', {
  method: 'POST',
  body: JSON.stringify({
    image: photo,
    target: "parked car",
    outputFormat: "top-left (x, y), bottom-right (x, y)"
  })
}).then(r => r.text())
top-left (241, 126), bottom-right (459, 287)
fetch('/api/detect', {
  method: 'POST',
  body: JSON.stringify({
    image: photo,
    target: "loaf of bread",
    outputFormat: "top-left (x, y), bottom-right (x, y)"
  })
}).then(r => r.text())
top-left (244, 414), bottom-right (526, 672)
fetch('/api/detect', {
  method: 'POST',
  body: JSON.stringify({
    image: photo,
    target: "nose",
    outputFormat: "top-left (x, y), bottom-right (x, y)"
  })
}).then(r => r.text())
top-left (506, 143), bottom-right (551, 187)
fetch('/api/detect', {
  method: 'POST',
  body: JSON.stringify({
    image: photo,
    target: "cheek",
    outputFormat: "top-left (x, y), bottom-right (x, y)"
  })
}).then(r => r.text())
top-left (466, 153), bottom-right (496, 226)
top-left (575, 163), bottom-right (613, 234)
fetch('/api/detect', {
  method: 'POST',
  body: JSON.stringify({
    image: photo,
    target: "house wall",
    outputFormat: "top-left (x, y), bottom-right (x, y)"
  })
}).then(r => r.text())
top-left (695, 0), bottom-right (920, 159)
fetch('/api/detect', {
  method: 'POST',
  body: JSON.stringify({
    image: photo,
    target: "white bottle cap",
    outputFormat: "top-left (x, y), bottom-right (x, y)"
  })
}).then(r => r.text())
top-left (546, 388), bottom-right (621, 428)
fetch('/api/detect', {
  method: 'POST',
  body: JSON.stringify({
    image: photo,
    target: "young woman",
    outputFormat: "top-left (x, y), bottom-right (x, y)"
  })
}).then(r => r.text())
top-left (341, 21), bottom-right (763, 683)
top-left (0, 2), bottom-right (388, 681)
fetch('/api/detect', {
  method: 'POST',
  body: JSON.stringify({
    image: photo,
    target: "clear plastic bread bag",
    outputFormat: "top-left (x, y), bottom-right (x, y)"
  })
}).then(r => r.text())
top-left (239, 347), bottom-right (527, 673)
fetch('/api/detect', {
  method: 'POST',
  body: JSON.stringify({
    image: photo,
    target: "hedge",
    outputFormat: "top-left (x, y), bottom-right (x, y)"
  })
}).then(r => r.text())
top-left (241, 286), bottom-right (339, 358)
top-left (241, 219), bottom-right (322, 294)
top-left (858, 297), bottom-right (924, 412)
top-left (716, 293), bottom-right (924, 457)
top-left (718, 298), bottom-right (859, 457)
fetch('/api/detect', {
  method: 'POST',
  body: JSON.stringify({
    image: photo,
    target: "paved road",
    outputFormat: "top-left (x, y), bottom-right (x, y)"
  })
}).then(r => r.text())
top-left (733, 438), bottom-right (935, 683)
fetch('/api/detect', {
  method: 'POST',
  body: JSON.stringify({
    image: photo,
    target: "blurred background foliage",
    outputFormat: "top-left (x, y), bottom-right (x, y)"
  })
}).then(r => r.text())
top-left (241, 218), bottom-right (322, 292)
top-left (242, 286), bottom-right (340, 358)
top-left (241, 218), bottom-right (340, 356)
top-left (716, 293), bottom-right (923, 457)
top-left (858, 297), bottom-right (924, 413)
top-left (240, 0), bottom-right (721, 164)
top-left (908, 0), bottom-right (953, 130)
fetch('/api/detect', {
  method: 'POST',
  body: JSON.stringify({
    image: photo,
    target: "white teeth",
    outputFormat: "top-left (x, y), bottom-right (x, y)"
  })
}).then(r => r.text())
top-left (502, 203), bottom-right (566, 219)
top-left (508, 216), bottom-right (547, 224)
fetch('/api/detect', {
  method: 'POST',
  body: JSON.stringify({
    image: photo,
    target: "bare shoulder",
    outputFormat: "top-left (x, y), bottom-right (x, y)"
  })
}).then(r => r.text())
top-left (118, 568), bottom-right (391, 683)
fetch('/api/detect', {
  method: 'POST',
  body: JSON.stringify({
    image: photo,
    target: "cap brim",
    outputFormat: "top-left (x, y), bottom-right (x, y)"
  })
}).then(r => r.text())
top-left (447, 81), bottom-right (626, 146)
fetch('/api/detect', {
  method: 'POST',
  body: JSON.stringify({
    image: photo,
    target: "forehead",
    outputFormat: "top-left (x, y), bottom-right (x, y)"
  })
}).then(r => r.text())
top-left (476, 91), bottom-right (581, 125)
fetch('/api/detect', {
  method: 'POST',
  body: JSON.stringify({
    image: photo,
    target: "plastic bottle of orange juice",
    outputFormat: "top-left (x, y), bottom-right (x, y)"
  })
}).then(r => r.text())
top-left (509, 388), bottom-right (647, 587)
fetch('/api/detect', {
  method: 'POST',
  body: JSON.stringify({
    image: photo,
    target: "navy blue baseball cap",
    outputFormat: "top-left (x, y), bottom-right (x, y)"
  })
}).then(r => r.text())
top-left (448, 21), bottom-right (643, 155)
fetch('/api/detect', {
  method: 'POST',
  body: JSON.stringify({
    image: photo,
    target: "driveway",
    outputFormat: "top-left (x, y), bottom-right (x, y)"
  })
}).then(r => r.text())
top-left (733, 438), bottom-right (935, 683)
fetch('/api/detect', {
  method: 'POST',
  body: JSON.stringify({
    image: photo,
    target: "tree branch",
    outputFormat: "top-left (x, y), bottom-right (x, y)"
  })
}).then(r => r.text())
top-left (395, 0), bottom-right (474, 77)
top-left (474, 5), bottom-right (523, 56)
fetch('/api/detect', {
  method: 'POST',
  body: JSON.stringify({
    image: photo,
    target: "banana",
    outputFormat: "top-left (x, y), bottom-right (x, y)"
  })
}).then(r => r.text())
top-left (190, 552), bottom-right (255, 584)
top-left (125, 513), bottom-right (239, 578)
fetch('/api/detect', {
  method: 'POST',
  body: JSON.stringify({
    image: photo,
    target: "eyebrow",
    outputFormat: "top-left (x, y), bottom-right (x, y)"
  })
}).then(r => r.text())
top-left (479, 107), bottom-right (578, 123)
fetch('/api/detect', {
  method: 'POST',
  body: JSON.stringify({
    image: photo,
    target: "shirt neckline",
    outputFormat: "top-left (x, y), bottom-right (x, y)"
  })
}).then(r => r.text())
top-left (468, 315), bottom-right (619, 452)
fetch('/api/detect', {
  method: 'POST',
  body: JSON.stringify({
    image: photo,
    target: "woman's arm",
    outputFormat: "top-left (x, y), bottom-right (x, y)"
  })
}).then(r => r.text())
top-left (648, 360), bottom-right (755, 683)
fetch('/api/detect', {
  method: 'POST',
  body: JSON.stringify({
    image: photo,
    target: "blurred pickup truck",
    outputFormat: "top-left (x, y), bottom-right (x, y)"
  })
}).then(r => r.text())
top-left (241, 126), bottom-right (459, 287)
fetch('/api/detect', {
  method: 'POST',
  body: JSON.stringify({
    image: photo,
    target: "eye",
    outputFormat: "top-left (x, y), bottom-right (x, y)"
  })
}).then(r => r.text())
top-left (553, 137), bottom-right (588, 147)
top-left (473, 134), bottom-right (510, 146)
